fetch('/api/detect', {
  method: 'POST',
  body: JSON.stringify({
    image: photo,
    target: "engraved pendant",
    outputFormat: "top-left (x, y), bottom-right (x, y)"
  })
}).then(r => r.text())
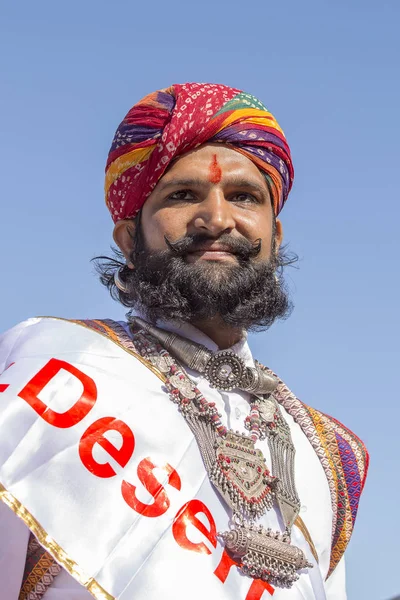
top-left (150, 355), bottom-right (173, 374)
top-left (258, 398), bottom-right (276, 423)
top-left (169, 374), bottom-right (197, 399)
top-left (221, 522), bottom-right (313, 588)
top-left (210, 432), bottom-right (275, 518)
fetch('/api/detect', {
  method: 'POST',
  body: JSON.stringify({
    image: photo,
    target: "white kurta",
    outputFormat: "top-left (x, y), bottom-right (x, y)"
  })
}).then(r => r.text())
top-left (0, 317), bottom-right (346, 599)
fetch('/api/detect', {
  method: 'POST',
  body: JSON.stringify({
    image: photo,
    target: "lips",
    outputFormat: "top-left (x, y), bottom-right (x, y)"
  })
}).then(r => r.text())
top-left (186, 246), bottom-right (238, 263)
top-left (187, 244), bottom-right (235, 255)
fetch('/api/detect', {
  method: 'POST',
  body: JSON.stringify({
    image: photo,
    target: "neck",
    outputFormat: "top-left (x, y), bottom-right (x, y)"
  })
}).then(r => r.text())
top-left (191, 317), bottom-right (244, 349)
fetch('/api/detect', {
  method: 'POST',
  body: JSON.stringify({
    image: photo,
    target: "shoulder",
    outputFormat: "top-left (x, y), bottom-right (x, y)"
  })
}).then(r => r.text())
top-left (0, 317), bottom-right (45, 372)
top-left (275, 378), bottom-right (369, 577)
top-left (305, 403), bottom-right (369, 576)
top-left (0, 317), bottom-right (130, 373)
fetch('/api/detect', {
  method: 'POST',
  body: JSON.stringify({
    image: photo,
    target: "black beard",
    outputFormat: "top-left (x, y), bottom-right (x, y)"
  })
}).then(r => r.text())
top-left (117, 232), bottom-right (292, 331)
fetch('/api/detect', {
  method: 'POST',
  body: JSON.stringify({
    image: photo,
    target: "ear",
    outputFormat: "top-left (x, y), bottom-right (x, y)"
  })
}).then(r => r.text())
top-left (275, 219), bottom-right (283, 251)
top-left (113, 219), bottom-right (136, 269)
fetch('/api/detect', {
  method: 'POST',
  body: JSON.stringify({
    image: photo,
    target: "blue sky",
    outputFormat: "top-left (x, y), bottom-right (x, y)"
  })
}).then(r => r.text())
top-left (1, 1), bottom-right (399, 598)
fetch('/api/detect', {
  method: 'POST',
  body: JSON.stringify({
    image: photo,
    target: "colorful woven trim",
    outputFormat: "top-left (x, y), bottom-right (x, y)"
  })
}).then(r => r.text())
top-left (71, 319), bottom-right (369, 578)
top-left (275, 384), bottom-right (369, 577)
top-left (73, 318), bottom-right (131, 345)
top-left (19, 533), bottom-right (61, 600)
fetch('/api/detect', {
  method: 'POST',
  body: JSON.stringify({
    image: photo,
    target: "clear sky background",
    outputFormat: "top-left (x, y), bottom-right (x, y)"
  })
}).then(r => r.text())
top-left (1, 1), bottom-right (399, 599)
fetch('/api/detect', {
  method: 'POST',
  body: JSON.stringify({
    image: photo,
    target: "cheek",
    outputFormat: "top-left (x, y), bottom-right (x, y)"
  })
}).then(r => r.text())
top-left (141, 207), bottom-right (188, 250)
top-left (236, 212), bottom-right (274, 260)
top-left (257, 232), bottom-right (274, 261)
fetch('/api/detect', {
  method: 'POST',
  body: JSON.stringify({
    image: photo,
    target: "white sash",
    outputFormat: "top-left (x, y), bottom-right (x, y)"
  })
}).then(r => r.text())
top-left (0, 318), bottom-right (327, 600)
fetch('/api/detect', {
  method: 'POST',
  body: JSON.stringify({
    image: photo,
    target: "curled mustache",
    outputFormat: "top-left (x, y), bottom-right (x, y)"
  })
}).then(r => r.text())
top-left (164, 232), bottom-right (262, 262)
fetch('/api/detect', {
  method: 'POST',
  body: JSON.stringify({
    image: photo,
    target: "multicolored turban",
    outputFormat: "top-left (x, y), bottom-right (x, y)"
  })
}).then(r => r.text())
top-left (105, 83), bottom-right (294, 223)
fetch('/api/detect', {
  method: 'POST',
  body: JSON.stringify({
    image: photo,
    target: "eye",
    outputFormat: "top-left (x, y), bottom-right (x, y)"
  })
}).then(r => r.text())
top-left (166, 189), bottom-right (196, 202)
top-left (231, 192), bottom-right (260, 204)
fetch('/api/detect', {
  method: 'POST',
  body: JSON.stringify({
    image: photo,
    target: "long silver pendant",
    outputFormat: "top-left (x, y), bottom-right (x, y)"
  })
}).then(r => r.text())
top-left (209, 432), bottom-right (312, 588)
top-left (220, 521), bottom-right (313, 587)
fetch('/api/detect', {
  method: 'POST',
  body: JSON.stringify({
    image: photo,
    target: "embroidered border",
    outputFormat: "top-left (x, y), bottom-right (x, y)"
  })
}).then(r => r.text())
top-left (275, 383), bottom-right (369, 577)
top-left (19, 533), bottom-right (61, 600)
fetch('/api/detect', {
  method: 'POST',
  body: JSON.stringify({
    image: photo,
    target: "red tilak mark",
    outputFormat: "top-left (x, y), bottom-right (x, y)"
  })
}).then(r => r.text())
top-left (208, 154), bottom-right (222, 184)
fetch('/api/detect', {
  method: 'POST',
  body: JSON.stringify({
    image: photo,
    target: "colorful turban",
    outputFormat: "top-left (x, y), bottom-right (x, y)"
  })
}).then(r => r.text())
top-left (105, 83), bottom-right (294, 223)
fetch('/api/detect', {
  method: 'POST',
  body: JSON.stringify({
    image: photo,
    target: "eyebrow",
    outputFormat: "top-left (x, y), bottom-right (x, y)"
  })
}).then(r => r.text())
top-left (157, 176), bottom-right (269, 197)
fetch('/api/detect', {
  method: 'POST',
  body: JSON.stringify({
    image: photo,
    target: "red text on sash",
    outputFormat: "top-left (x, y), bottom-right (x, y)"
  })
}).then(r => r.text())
top-left (12, 358), bottom-right (274, 598)
top-left (18, 358), bottom-right (97, 428)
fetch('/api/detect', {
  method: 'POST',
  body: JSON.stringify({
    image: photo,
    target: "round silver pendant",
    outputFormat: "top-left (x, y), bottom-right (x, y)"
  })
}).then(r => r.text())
top-left (206, 351), bottom-right (245, 391)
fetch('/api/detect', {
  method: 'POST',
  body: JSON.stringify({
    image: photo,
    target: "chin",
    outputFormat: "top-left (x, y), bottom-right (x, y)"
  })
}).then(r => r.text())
top-left (192, 261), bottom-right (239, 284)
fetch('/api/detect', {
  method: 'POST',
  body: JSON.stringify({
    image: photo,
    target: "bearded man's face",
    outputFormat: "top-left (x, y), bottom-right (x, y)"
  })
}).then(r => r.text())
top-left (112, 144), bottom-right (291, 330)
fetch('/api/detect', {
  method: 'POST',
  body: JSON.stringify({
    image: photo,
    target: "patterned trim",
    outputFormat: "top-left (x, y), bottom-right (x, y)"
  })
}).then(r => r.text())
top-left (71, 319), bottom-right (368, 577)
top-left (19, 533), bottom-right (61, 600)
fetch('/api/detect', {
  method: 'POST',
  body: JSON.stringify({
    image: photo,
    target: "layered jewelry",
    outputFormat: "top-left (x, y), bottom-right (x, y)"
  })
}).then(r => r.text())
top-left (130, 318), bottom-right (312, 587)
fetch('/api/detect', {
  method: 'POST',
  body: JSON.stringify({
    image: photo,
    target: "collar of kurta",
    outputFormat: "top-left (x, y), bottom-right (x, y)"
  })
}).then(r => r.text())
top-left (119, 313), bottom-right (254, 366)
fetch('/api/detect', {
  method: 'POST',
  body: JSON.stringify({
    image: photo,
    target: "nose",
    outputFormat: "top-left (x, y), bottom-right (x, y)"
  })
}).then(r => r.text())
top-left (192, 189), bottom-right (235, 236)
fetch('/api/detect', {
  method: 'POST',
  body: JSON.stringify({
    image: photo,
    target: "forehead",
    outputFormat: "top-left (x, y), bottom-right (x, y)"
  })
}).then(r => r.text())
top-left (160, 143), bottom-right (268, 186)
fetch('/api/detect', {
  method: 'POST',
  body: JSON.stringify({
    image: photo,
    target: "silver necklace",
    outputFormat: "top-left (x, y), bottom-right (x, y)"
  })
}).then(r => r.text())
top-left (133, 317), bottom-right (278, 395)
top-left (130, 318), bottom-right (312, 587)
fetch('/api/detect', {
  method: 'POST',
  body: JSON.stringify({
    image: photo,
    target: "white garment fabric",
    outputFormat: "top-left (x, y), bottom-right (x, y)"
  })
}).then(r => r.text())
top-left (0, 317), bottom-right (346, 599)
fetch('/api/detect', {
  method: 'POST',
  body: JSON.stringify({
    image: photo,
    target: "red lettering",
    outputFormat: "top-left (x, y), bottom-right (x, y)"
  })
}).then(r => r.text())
top-left (214, 550), bottom-right (274, 597)
top-left (172, 499), bottom-right (217, 555)
top-left (122, 458), bottom-right (181, 517)
top-left (18, 358), bottom-right (97, 428)
top-left (214, 549), bottom-right (237, 582)
top-left (79, 417), bottom-right (135, 478)
top-left (246, 580), bottom-right (274, 599)
top-left (0, 363), bottom-right (15, 392)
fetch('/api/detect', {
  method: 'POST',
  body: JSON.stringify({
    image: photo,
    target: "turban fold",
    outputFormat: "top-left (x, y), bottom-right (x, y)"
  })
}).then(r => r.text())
top-left (105, 83), bottom-right (294, 223)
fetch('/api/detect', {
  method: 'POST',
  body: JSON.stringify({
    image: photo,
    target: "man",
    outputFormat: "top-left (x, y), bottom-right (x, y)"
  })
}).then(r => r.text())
top-left (0, 83), bottom-right (368, 600)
